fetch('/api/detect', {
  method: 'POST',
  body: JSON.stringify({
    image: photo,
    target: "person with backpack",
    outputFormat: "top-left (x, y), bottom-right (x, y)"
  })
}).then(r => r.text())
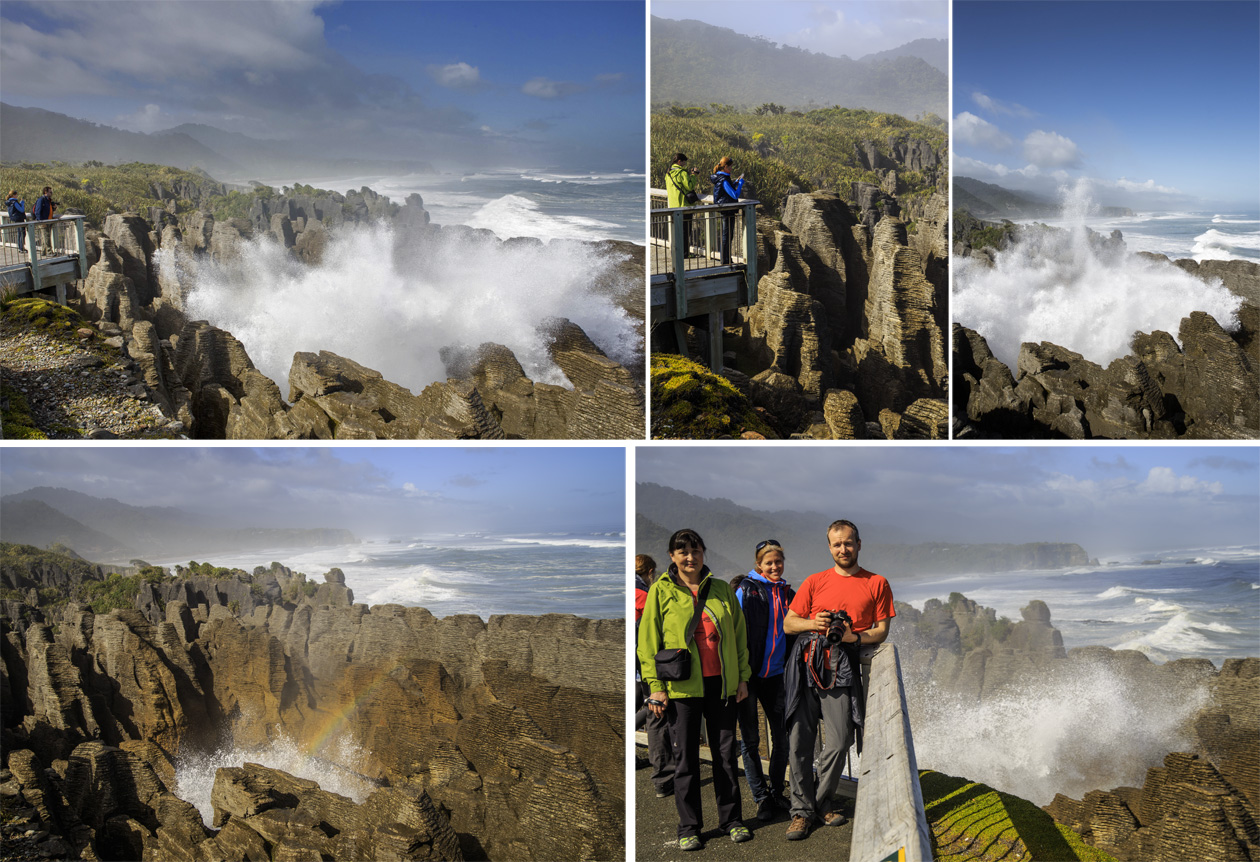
top-left (665, 153), bottom-right (701, 258)
top-left (5, 190), bottom-right (27, 252)
top-left (710, 157), bottom-right (744, 265)
top-left (732, 539), bottom-right (795, 822)
top-left (33, 186), bottom-right (55, 255)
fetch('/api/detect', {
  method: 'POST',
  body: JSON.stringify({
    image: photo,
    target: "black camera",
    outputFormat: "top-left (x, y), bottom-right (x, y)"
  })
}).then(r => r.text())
top-left (824, 608), bottom-right (853, 644)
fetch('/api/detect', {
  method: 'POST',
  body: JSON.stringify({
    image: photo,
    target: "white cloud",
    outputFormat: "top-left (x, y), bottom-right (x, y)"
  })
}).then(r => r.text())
top-left (1138, 467), bottom-right (1223, 496)
top-left (113, 103), bottom-right (173, 134)
top-left (1113, 177), bottom-right (1181, 195)
top-left (1023, 130), bottom-right (1082, 169)
top-left (972, 91), bottom-right (1035, 118)
top-left (430, 62), bottom-right (481, 89)
top-left (954, 111), bottom-right (1013, 150)
top-left (521, 77), bottom-right (581, 99)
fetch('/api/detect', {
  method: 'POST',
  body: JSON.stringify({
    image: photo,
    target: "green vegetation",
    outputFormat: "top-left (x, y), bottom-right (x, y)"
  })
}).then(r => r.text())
top-left (921, 770), bottom-right (1115, 862)
top-left (0, 543), bottom-right (176, 613)
top-left (1, 296), bottom-right (88, 335)
top-left (1, 383), bottom-right (45, 439)
top-left (180, 561), bottom-right (243, 580)
top-left (0, 161), bottom-right (339, 230)
top-left (653, 106), bottom-right (946, 218)
top-left (651, 354), bottom-right (775, 439)
top-left (953, 208), bottom-right (1018, 253)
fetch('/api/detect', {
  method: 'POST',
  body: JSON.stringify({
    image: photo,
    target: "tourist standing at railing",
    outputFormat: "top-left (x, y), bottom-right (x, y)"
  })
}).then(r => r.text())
top-left (666, 153), bottom-right (701, 256)
top-left (6, 190), bottom-right (27, 252)
top-left (33, 187), bottom-right (55, 255)
top-left (781, 519), bottom-right (894, 842)
top-left (732, 539), bottom-right (795, 823)
top-left (711, 157), bottom-right (744, 265)
top-left (638, 528), bottom-right (753, 851)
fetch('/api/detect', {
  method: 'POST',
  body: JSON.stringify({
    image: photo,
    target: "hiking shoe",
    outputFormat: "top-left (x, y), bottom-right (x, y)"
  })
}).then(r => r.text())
top-left (786, 815), bottom-right (811, 840)
top-left (823, 809), bottom-right (848, 827)
top-left (756, 796), bottom-right (776, 821)
top-left (772, 793), bottom-right (792, 810)
top-left (655, 785), bottom-right (673, 798)
top-left (729, 824), bottom-right (753, 843)
top-left (679, 835), bottom-right (702, 852)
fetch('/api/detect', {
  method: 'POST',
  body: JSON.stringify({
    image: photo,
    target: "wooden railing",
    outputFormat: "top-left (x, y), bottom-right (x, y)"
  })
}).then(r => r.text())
top-left (0, 216), bottom-right (88, 303)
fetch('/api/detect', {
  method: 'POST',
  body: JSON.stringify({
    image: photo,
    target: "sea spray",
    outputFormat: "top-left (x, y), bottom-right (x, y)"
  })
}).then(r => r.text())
top-left (174, 734), bottom-right (375, 826)
top-left (954, 181), bottom-right (1244, 369)
top-left (179, 221), bottom-right (640, 397)
top-left (908, 661), bottom-right (1207, 805)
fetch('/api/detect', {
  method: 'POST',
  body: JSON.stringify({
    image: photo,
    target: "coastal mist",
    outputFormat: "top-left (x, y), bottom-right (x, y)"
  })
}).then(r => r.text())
top-left (908, 660), bottom-right (1208, 806)
top-left (174, 735), bottom-right (376, 827)
top-left (179, 221), bottom-right (640, 397)
top-left (953, 181), bottom-right (1244, 370)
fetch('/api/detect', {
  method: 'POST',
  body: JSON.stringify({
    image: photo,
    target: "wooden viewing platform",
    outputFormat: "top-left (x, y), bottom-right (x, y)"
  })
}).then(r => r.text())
top-left (0, 216), bottom-right (89, 304)
top-left (649, 190), bottom-right (758, 372)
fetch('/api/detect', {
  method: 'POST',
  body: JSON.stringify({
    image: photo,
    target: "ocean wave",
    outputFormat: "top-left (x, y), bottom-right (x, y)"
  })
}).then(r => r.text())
top-left (518, 170), bottom-right (645, 185)
top-left (1114, 611), bottom-right (1237, 657)
top-left (1191, 227), bottom-right (1260, 261)
top-left (1095, 585), bottom-right (1183, 599)
top-left (1211, 215), bottom-right (1260, 224)
top-left (465, 193), bottom-right (624, 242)
top-left (499, 536), bottom-right (625, 549)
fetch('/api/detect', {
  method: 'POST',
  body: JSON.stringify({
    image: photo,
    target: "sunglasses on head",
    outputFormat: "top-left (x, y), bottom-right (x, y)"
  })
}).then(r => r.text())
top-left (755, 539), bottom-right (781, 552)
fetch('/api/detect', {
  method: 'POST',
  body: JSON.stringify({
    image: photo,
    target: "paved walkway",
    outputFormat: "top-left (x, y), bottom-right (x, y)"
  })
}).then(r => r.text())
top-left (634, 747), bottom-right (853, 861)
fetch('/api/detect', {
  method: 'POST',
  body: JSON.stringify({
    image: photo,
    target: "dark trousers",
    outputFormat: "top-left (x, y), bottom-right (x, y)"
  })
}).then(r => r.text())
top-left (718, 210), bottom-right (735, 265)
top-left (667, 675), bottom-right (742, 838)
top-left (638, 680), bottom-right (675, 791)
top-left (738, 673), bottom-right (787, 801)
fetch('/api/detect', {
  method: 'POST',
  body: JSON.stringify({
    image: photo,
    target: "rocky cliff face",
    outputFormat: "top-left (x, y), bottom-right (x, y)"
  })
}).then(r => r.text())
top-left (67, 187), bottom-right (644, 439)
top-left (1, 553), bottom-right (624, 861)
top-left (717, 184), bottom-right (948, 439)
top-left (892, 595), bottom-right (1258, 861)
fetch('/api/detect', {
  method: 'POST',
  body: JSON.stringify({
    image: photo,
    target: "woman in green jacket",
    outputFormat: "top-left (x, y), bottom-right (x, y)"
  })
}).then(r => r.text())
top-left (638, 528), bottom-right (753, 850)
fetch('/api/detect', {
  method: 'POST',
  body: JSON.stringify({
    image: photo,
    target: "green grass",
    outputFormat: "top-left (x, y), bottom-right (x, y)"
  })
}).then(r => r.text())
top-left (920, 770), bottom-right (1115, 862)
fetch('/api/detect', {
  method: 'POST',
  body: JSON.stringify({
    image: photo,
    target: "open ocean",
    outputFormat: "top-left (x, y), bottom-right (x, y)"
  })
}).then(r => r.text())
top-left (156, 530), bottom-right (625, 621)
top-left (1017, 210), bottom-right (1260, 263)
top-left (261, 166), bottom-right (646, 244)
top-left (892, 544), bottom-right (1260, 665)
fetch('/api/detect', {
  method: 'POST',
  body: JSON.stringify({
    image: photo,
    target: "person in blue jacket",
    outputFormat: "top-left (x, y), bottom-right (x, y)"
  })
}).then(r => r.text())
top-left (732, 538), bottom-right (795, 821)
top-left (32, 187), bottom-right (55, 255)
top-left (6, 190), bottom-right (27, 252)
top-left (710, 157), bottom-right (744, 265)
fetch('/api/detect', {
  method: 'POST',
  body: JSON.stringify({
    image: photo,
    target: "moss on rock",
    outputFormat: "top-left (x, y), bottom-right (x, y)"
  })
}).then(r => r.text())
top-left (920, 770), bottom-right (1115, 862)
top-left (650, 353), bottom-right (775, 439)
top-left (1, 297), bottom-right (85, 333)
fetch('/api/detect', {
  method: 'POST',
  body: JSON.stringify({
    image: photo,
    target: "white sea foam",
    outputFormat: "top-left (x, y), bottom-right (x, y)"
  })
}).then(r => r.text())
top-left (1114, 612), bottom-right (1241, 659)
top-left (910, 661), bottom-right (1206, 806)
top-left (499, 536), bottom-right (625, 549)
top-left (1191, 227), bottom-right (1260, 261)
top-left (464, 193), bottom-right (623, 241)
top-left (179, 221), bottom-right (638, 397)
top-left (955, 181), bottom-right (1246, 368)
top-left (174, 735), bottom-right (374, 826)
top-left (363, 566), bottom-right (485, 606)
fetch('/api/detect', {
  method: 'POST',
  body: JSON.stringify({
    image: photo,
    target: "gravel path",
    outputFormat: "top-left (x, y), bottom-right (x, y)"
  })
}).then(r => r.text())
top-left (0, 302), bottom-right (182, 439)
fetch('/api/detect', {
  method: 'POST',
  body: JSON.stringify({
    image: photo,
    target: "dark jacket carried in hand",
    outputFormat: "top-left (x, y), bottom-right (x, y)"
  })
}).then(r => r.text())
top-left (783, 632), bottom-right (864, 754)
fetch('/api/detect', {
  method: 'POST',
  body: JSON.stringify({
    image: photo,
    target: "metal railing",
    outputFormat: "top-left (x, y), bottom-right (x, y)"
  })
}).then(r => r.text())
top-left (0, 216), bottom-right (86, 268)
top-left (648, 189), bottom-right (757, 277)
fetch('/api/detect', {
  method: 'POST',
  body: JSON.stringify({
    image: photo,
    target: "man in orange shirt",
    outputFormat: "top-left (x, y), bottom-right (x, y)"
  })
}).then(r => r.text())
top-left (781, 520), bottom-right (894, 840)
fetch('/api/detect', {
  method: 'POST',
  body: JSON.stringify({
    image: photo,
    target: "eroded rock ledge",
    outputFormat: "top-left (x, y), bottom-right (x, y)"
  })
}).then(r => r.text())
top-left (1, 556), bottom-right (624, 860)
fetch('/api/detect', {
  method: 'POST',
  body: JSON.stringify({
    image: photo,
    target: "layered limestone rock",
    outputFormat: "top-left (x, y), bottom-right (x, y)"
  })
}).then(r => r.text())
top-left (716, 187), bottom-right (946, 439)
top-left (2, 557), bottom-right (624, 861)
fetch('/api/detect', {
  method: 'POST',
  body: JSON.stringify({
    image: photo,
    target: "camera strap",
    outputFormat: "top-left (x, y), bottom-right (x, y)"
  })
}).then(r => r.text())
top-left (682, 577), bottom-right (712, 645)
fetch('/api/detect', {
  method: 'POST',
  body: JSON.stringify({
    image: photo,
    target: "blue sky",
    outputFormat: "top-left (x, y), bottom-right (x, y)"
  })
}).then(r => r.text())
top-left (0, 446), bottom-right (626, 537)
top-left (655, 0), bottom-right (942, 60)
top-left (0, 1), bottom-right (644, 170)
top-left (954, 0), bottom-right (1260, 210)
top-left (637, 446), bottom-right (1260, 557)
top-left (654, 0), bottom-right (945, 59)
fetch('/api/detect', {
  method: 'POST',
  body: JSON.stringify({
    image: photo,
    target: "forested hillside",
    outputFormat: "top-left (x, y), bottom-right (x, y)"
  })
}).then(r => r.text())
top-left (652, 16), bottom-right (946, 118)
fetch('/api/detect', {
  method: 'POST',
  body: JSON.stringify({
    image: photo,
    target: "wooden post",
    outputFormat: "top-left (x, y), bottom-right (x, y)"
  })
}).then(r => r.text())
top-left (26, 224), bottom-right (40, 294)
top-left (75, 217), bottom-right (87, 276)
top-left (672, 209), bottom-right (688, 320)
top-left (707, 310), bottom-right (722, 373)
top-left (744, 202), bottom-right (758, 306)
top-left (850, 644), bottom-right (932, 862)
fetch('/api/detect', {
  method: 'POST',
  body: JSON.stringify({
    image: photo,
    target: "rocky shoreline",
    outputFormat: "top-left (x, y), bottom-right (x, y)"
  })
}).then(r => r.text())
top-left (1, 546), bottom-right (624, 861)
top-left (893, 594), bottom-right (1258, 861)
top-left (9, 181), bottom-right (645, 440)
top-left (953, 216), bottom-right (1259, 439)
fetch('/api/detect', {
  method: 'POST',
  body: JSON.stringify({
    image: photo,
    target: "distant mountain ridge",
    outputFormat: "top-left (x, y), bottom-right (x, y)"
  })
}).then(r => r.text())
top-left (859, 38), bottom-right (948, 73)
top-left (1, 103), bottom-right (433, 181)
top-left (636, 483), bottom-right (1092, 578)
top-left (651, 17), bottom-right (946, 119)
top-left (0, 486), bottom-right (357, 564)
